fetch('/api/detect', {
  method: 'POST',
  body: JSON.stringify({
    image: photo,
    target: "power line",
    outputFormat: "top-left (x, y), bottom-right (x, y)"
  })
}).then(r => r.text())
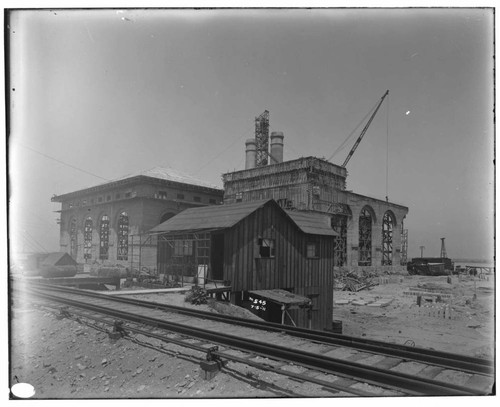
top-left (16, 142), bottom-right (110, 181)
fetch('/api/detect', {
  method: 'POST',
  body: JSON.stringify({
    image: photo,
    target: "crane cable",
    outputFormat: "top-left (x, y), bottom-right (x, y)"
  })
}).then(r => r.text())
top-left (386, 92), bottom-right (390, 202)
top-left (327, 99), bottom-right (380, 163)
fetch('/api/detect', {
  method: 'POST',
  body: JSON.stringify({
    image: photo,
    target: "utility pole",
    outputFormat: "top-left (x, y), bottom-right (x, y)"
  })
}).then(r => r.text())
top-left (420, 246), bottom-right (425, 258)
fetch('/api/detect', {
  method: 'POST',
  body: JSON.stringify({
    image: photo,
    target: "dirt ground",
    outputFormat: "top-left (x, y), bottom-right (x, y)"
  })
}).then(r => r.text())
top-left (332, 274), bottom-right (495, 359)
top-left (9, 274), bottom-right (495, 399)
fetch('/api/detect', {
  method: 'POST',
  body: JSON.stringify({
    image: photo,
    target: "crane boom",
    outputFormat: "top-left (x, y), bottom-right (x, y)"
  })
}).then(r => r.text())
top-left (342, 90), bottom-right (389, 167)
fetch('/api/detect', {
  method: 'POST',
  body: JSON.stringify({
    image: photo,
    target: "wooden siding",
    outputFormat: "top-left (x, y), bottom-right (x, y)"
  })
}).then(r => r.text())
top-left (223, 202), bottom-right (335, 330)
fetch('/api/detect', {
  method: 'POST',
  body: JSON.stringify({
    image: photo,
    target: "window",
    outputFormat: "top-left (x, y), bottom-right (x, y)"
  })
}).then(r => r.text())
top-left (193, 196), bottom-right (201, 203)
top-left (177, 193), bottom-right (185, 200)
top-left (69, 202), bottom-right (73, 208)
top-left (236, 192), bottom-right (243, 203)
top-left (117, 212), bottom-right (129, 261)
top-left (116, 193), bottom-right (121, 200)
top-left (258, 238), bottom-right (275, 258)
top-left (106, 195), bottom-right (111, 202)
top-left (382, 211), bottom-right (395, 266)
top-left (209, 198), bottom-right (217, 205)
top-left (158, 191), bottom-right (167, 199)
top-left (98, 196), bottom-right (103, 203)
top-left (173, 240), bottom-right (193, 256)
top-left (84, 217), bottom-right (93, 260)
top-left (82, 200), bottom-right (87, 206)
top-left (306, 242), bottom-right (319, 258)
top-left (99, 215), bottom-right (110, 260)
top-left (70, 218), bottom-right (77, 259)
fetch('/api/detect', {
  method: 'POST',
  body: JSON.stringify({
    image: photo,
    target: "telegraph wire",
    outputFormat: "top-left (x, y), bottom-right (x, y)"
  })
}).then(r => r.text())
top-left (16, 142), bottom-right (110, 181)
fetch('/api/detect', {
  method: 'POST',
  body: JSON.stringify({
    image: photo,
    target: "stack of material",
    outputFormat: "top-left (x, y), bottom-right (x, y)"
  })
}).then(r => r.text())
top-left (334, 269), bottom-right (379, 292)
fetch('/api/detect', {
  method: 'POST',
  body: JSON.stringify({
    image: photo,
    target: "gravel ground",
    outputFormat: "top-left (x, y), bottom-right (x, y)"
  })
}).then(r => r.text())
top-left (9, 274), bottom-right (495, 399)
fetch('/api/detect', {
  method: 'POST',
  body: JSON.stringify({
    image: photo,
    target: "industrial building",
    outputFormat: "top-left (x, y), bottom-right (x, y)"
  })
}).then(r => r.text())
top-left (51, 167), bottom-right (224, 270)
top-left (223, 109), bottom-right (409, 273)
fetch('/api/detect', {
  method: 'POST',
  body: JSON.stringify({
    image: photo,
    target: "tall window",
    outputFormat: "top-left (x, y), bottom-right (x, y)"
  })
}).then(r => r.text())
top-left (70, 218), bottom-right (77, 259)
top-left (174, 240), bottom-right (193, 256)
top-left (84, 217), bottom-right (93, 260)
top-left (117, 212), bottom-right (129, 261)
top-left (382, 212), bottom-right (395, 266)
top-left (358, 208), bottom-right (372, 266)
top-left (99, 215), bottom-right (110, 260)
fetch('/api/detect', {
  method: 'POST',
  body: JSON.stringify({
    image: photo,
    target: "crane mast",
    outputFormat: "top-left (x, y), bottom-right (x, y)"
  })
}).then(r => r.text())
top-left (342, 90), bottom-right (389, 167)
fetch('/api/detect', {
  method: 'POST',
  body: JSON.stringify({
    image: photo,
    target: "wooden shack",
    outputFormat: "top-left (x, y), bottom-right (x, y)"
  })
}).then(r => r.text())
top-left (150, 199), bottom-right (337, 331)
top-left (39, 252), bottom-right (78, 278)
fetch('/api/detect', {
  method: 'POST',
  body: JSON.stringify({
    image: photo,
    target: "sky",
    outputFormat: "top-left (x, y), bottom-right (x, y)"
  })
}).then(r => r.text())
top-left (6, 7), bottom-right (495, 261)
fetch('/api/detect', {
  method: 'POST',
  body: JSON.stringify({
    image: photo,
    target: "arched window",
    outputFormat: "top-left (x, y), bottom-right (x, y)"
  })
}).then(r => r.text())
top-left (70, 218), bottom-right (77, 259)
top-left (117, 212), bottom-right (129, 261)
top-left (84, 217), bottom-right (93, 260)
top-left (382, 212), bottom-right (395, 266)
top-left (358, 208), bottom-right (372, 266)
top-left (99, 215), bottom-right (110, 260)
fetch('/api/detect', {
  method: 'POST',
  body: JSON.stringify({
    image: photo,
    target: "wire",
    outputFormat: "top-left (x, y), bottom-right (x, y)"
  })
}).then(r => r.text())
top-left (327, 102), bottom-right (379, 162)
top-left (385, 92), bottom-right (390, 201)
top-left (16, 142), bottom-right (110, 181)
top-left (192, 121), bottom-right (255, 175)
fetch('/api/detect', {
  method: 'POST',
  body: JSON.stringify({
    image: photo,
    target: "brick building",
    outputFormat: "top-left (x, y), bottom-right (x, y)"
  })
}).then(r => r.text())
top-left (51, 167), bottom-right (224, 270)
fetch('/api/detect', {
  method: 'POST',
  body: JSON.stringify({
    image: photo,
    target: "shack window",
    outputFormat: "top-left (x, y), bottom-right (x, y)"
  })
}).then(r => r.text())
top-left (258, 238), bottom-right (275, 258)
top-left (174, 240), bottom-right (193, 256)
top-left (177, 193), bottom-right (185, 200)
top-left (306, 242), bottom-right (319, 258)
top-left (158, 191), bottom-right (167, 199)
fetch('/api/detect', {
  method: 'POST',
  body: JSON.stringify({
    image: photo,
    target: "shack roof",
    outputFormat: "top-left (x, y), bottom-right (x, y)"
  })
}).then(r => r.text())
top-left (149, 199), bottom-right (338, 236)
top-left (249, 289), bottom-right (311, 307)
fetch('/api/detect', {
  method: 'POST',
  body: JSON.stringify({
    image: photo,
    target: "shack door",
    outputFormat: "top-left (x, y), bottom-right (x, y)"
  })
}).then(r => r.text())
top-left (210, 233), bottom-right (224, 280)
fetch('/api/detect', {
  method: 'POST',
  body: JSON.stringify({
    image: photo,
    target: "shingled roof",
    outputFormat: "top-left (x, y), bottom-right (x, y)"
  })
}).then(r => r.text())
top-left (149, 199), bottom-right (337, 236)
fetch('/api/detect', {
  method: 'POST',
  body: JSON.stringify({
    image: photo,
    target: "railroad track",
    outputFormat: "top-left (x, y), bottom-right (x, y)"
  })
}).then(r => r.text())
top-left (14, 280), bottom-right (495, 396)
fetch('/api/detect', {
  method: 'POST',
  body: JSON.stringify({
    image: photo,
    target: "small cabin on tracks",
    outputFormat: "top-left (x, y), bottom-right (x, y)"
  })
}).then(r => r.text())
top-left (149, 199), bottom-right (337, 331)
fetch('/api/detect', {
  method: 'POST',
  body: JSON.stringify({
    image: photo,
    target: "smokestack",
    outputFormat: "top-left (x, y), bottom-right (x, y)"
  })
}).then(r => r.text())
top-left (270, 131), bottom-right (284, 164)
top-left (245, 138), bottom-right (256, 169)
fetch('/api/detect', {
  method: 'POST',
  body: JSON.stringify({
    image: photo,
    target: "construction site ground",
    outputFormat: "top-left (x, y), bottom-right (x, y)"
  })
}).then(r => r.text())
top-left (332, 274), bottom-right (495, 359)
top-left (9, 273), bottom-right (495, 399)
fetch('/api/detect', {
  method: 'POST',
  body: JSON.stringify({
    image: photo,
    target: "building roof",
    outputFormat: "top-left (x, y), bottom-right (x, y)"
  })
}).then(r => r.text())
top-left (110, 167), bottom-right (222, 190)
top-left (40, 252), bottom-right (77, 267)
top-left (149, 199), bottom-right (338, 236)
top-left (287, 210), bottom-right (336, 236)
top-left (52, 166), bottom-right (223, 202)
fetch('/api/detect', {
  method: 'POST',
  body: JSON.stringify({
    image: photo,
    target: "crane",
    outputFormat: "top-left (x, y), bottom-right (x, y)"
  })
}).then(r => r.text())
top-left (342, 90), bottom-right (389, 167)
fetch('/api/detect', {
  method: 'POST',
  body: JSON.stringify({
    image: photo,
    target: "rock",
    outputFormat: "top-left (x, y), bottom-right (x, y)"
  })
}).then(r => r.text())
top-left (75, 355), bottom-right (83, 360)
top-left (101, 358), bottom-right (108, 366)
top-left (90, 376), bottom-right (97, 381)
top-left (43, 362), bottom-right (51, 368)
top-left (76, 363), bottom-right (86, 370)
top-left (104, 387), bottom-right (109, 392)
top-left (136, 368), bottom-right (143, 375)
top-left (137, 385), bottom-right (145, 392)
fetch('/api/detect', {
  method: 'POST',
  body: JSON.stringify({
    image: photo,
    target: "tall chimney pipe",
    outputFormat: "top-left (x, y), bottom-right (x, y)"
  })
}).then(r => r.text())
top-left (270, 131), bottom-right (284, 164)
top-left (245, 139), bottom-right (256, 169)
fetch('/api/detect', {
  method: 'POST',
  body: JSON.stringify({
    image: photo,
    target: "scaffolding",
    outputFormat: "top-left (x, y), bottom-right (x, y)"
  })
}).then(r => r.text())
top-left (255, 110), bottom-right (270, 167)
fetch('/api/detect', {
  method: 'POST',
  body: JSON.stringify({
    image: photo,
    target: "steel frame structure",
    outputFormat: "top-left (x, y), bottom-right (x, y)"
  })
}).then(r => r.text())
top-left (70, 217), bottom-right (77, 259)
top-left (358, 208), bottom-right (372, 266)
top-left (382, 212), bottom-right (394, 266)
top-left (332, 215), bottom-right (347, 267)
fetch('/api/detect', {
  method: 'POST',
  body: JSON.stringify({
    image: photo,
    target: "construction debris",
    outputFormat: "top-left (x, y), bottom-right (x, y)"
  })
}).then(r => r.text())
top-left (334, 269), bottom-right (379, 292)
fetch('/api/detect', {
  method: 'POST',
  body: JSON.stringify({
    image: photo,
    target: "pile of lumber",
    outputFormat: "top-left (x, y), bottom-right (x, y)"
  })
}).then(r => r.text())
top-left (334, 270), bottom-right (378, 292)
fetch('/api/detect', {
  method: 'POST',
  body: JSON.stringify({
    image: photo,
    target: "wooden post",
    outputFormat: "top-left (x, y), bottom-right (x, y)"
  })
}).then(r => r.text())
top-left (281, 305), bottom-right (286, 325)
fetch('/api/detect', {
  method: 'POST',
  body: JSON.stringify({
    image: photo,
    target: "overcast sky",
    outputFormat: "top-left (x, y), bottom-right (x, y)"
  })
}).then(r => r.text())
top-left (8, 8), bottom-right (494, 261)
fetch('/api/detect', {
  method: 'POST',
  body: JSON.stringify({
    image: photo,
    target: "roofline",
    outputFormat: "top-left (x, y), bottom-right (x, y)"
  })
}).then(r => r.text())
top-left (346, 191), bottom-right (409, 211)
top-left (150, 199), bottom-right (338, 237)
top-left (52, 175), bottom-right (224, 202)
